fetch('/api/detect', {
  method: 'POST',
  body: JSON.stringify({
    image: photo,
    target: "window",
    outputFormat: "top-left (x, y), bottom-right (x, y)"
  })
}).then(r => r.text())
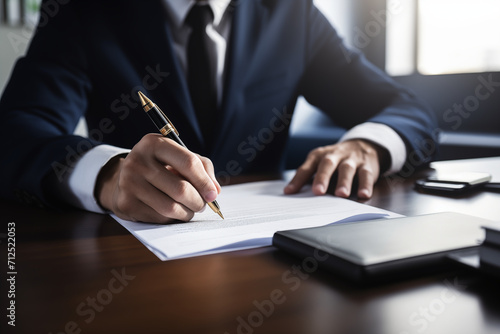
top-left (0, 0), bottom-right (41, 26)
top-left (386, 0), bottom-right (500, 76)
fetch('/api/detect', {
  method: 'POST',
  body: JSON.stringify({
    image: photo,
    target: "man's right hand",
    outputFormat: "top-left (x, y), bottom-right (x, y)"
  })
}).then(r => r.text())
top-left (95, 134), bottom-right (221, 224)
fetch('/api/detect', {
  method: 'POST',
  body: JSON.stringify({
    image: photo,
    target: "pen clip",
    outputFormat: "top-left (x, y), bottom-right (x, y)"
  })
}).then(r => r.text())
top-left (157, 105), bottom-right (179, 136)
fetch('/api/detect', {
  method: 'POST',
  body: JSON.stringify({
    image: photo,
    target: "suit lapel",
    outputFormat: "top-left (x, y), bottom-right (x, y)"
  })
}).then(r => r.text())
top-left (124, 1), bottom-right (204, 149)
top-left (214, 0), bottom-right (271, 154)
top-left (161, 24), bottom-right (204, 144)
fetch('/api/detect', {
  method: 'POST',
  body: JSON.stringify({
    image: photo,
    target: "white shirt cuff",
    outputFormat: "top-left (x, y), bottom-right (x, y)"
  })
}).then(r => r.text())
top-left (62, 145), bottom-right (130, 213)
top-left (339, 122), bottom-right (406, 175)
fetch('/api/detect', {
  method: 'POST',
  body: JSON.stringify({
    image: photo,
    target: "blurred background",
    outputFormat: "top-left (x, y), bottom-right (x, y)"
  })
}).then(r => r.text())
top-left (1, 0), bottom-right (499, 166)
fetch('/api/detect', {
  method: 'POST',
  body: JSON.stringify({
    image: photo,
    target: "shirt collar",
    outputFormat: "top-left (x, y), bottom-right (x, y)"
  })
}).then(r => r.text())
top-left (165, 0), bottom-right (232, 28)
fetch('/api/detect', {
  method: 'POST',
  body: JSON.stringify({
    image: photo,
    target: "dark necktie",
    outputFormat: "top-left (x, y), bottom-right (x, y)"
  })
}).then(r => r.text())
top-left (186, 5), bottom-right (217, 148)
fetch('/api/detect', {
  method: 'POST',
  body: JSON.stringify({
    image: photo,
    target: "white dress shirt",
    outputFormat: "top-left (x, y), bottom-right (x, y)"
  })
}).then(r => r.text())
top-left (59, 0), bottom-right (406, 213)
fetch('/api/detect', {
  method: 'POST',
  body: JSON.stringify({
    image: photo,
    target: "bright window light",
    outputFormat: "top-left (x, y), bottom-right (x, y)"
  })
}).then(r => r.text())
top-left (387, 0), bottom-right (500, 76)
top-left (419, 0), bottom-right (500, 75)
top-left (386, 0), bottom-right (417, 76)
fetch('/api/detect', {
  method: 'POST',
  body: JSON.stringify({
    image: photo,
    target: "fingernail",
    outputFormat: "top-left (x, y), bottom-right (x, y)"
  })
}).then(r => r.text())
top-left (359, 188), bottom-right (371, 199)
top-left (284, 184), bottom-right (295, 193)
top-left (335, 187), bottom-right (348, 197)
top-left (205, 190), bottom-right (217, 202)
top-left (314, 184), bottom-right (326, 194)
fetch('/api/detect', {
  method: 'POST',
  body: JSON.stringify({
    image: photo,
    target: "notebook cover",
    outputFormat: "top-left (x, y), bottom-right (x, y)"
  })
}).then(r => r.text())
top-left (273, 212), bottom-right (491, 283)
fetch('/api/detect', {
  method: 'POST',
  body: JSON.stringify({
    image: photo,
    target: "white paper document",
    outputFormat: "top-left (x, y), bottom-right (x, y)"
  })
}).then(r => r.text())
top-left (112, 180), bottom-right (401, 260)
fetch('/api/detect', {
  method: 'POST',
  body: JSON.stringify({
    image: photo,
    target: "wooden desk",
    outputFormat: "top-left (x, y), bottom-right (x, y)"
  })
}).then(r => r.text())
top-left (1, 169), bottom-right (500, 334)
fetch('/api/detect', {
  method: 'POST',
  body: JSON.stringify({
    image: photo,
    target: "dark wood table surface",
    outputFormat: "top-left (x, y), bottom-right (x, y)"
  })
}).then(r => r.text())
top-left (1, 168), bottom-right (500, 334)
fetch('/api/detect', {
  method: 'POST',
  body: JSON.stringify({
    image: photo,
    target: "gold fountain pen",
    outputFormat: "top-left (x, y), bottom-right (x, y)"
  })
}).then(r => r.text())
top-left (137, 91), bottom-right (224, 220)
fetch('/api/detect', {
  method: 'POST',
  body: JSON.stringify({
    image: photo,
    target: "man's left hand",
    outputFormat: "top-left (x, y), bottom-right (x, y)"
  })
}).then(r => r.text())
top-left (284, 139), bottom-right (389, 199)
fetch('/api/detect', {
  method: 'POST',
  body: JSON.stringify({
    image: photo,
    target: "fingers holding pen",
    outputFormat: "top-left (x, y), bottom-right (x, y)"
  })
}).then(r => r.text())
top-left (149, 136), bottom-right (220, 203)
top-left (113, 178), bottom-right (195, 223)
top-left (97, 133), bottom-right (221, 223)
top-left (111, 145), bottom-right (201, 223)
top-left (141, 164), bottom-right (206, 213)
top-left (197, 154), bottom-right (222, 195)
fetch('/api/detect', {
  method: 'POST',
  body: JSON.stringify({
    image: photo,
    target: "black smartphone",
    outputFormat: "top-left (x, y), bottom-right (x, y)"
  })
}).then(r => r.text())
top-left (415, 172), bottom-right (492, 193)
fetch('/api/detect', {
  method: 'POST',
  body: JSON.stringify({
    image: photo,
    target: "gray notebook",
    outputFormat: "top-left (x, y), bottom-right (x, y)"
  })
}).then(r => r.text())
top-left (273, 212), bottom-right (493, 283)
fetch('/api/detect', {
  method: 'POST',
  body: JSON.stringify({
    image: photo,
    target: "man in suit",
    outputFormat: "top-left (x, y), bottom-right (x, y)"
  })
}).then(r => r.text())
top-left (0, 0), bottom-right (437, 223)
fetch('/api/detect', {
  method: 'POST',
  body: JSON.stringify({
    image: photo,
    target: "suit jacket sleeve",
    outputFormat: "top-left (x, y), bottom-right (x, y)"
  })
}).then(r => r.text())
top-left (297, 1), bottom-right (439, 168)
top-left (0, 4), bottom-right (98, 207)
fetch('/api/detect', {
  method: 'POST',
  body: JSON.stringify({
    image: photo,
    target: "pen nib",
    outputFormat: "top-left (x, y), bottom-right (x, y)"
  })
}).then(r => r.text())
top-left (137, 91), bottom-right (150, 107)
top-left (208, 202), bottom-right (224, 220)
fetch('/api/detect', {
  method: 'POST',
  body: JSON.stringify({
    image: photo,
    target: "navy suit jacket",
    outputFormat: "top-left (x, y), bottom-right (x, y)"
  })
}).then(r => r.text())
top-left (0, 0), bottom-right (437, 207)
